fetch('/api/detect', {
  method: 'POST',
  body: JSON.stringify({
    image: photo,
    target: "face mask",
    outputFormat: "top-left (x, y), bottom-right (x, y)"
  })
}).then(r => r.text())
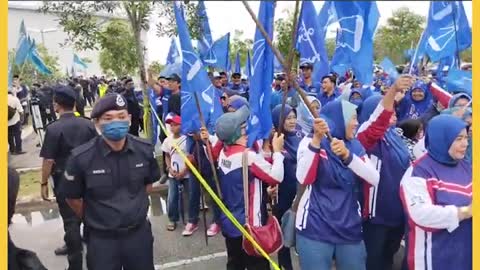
top-left (101, 121), bottom-right (130, 141)
top-left (350, 98), bottom-right (363, 107)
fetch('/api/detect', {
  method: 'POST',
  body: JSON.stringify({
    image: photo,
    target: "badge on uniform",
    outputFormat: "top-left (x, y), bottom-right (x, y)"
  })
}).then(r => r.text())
top-left (116, 95), bottom-right (126, 106)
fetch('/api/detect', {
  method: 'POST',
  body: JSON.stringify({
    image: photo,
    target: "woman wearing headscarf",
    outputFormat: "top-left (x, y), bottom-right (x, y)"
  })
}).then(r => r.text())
top-left (270, 104), bottom-right (303, 270)
top-left (414, 93), bottom-right (472, 162)
top-left (400, 114), bottom-right (472, 270)
top-left (356, 76), bottom-right (414, 270)
top-left (396, 81), bottom-right (433, 121)
top-left (295, 100), bottom-right (379, 270)
top-left (396, 119), bottom-right (424, 161)
top-left (296, 96), bottom-right (321, 136)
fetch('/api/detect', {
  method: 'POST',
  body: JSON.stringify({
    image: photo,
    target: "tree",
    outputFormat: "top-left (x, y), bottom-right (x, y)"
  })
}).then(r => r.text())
top-left (229, 30), bottom-right (253, 70)
top-left (98, 20), bottom-right (138, 77)
top-left (9, 44), bottom-right (63, 86)
top-left (274, 9), bottom-right (295, 58)
top-left (148, 61), bottom-right (165, 77)
top-left (373, 7), bottom-right (425, 64)
top-left (155, 1), bottom-right (203, 40)
top-left (460, 47), bottom-right (472, 63)
top-left (41, 1), bottom-right (204, 139)
top-left (325, 38), bottom-right (336, 59)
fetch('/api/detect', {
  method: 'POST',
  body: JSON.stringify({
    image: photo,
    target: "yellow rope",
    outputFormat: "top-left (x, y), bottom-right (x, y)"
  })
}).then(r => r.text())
top-left (151, 106), bottom-right (280, 270)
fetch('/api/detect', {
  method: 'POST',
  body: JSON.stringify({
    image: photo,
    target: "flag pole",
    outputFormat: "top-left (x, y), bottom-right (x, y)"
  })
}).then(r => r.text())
top-left (451, 1), bottom-right (461, 69)
top-left (192, 92), bottom-right (223, 199)
top-left (409, 30), bottom-right (424, 75)
top-left (242, 1), bottom-right (332, 140)
top-left (278, 0), bottom-right (300, 135)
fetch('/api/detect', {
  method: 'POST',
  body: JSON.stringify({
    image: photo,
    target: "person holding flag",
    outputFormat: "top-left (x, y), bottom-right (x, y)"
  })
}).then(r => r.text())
top-left (295, 99), bottom-right (379, 270)
top-left (356, 76), bottom-right (414, 270)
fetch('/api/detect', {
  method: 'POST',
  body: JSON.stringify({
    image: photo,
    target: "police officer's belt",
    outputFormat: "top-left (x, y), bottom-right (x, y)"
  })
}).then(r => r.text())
top-left (88, 219), bottom-right (148, 237)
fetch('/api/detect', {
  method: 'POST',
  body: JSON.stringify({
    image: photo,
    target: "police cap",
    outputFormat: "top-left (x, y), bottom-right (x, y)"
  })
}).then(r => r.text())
top-left (91, 94), bottom-right (128, 119)
top-left (54, 85), bottom-right (77, 102)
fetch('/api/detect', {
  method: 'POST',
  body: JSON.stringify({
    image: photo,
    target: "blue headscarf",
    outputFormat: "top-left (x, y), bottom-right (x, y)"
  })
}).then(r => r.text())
top-left (359, 95), bottom-right (411, 170)
top-left (272, 104), bottom-right (303, 159)
top-left (448, 93), bottom-right (471, 108)
top-left (407, 81), bottom-right (433, 117)
top-left (349, 86), bottom-right (375, 114)
top-left (426, 115), bottom-right (467, 165)
top-left (440, 107), bottom-right (472, 164)
top-left (320, 100), bottom-right (365, 189)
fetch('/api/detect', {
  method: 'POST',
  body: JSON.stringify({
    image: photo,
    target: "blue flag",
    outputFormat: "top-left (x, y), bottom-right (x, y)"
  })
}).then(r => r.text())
top-left (29, 40), bottom-right (52, 75)
top-left (379, 57), bottom-right (398, 80)
top-left (166, 37), bottom-right (181, 65)
top-left (247, 1), bottom-right (275, 147)
top-left (444, 68), bottom-right (471, 96)
top-left (73, 54), bottom-right (88, 69)
top-left (246, 50), bottom-right (252, 78)
top-left (330, 28), bottom-right (351, 76)
top-left (296, 0), bottom-right (329, 83)
top-left (148, 88), bottom-right (159, 145)
top-left (234, 52), bottom-right (241, 74)
top-left (203, 33), bottom-right (230, 70)
top-left (423, 1), bottom-right (471, 62)
top-left (436, 55), bottom-right (456, 79)
top-left (324, 1), bottom-right (380, 85)
top-left (273, 55), bottom-right (283, 73)
top-left (197, 0), bottom-right (213, 58)
top-left (226, 56), bottom-right (231, 75)
top-left (15, 20), bottom-right (31, 65)
top-left (173, 1), bottom-right (222, 134)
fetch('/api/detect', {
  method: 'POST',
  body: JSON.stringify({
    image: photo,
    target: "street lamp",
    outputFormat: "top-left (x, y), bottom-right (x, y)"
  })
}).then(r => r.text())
top-left (27, 27), bottom-right (58, 45)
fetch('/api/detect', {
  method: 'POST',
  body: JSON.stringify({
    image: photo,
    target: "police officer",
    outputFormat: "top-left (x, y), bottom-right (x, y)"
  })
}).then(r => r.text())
top-left (39, 85), bottom-right (97, 270)
top-left (61, 94), bottom-right (160, 270)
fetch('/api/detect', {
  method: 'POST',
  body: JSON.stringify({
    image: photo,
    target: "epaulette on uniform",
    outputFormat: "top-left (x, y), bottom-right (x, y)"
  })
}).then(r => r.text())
top-left (71, 137), bottom-right (97, 157)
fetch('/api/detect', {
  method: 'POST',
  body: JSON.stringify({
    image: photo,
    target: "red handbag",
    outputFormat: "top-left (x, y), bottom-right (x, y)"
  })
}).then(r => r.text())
top-left (241, 150), bottom-right (283, 257)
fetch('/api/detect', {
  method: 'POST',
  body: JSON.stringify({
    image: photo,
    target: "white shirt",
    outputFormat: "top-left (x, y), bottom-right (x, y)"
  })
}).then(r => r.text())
top-left (161, 135), bottom-right (189, 179)
top-left (8, 93), bottom-right (23, 126)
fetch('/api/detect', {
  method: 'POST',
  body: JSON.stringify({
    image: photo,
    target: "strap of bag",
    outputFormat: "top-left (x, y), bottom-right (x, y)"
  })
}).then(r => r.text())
top-left (291, 184), bottom-right (307, 212)
top-left (242, 149), bottom-right (250, 224)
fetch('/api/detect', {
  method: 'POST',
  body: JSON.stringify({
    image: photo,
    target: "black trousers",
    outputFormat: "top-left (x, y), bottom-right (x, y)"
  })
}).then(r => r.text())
top-left (56, 196), bottom-right (83, 270)
top-left (363, 221), bottom-right (404, 270)
top-left (8, 122), bottom-right (22, 153)
top-left (87, 220), bottom-right (154, 270)
top-left (225, 236), bottom-right (270, 270)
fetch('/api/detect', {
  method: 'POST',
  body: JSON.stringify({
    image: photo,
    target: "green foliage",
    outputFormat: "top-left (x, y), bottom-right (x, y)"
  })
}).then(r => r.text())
top-left (274, 9), bottom-right (295, 59)
top-left (374, 7), bottom-right (425, 64)
top-left (9, 44), bottom-right (62, 86)
top-left (148, 61), bottom-right (165, 77)
top-left (155, 1), bottom-right (204, 40)
top-left (40, 1), bottom-right (119, 51)
top-left (325, 38), bottom-right (336, 59)
top-left (229, 30), bottom-right (253, 70)
top-left (460, 47), bottom-right (472, 62)
top-left (98, 20), bottom-right (138, 77)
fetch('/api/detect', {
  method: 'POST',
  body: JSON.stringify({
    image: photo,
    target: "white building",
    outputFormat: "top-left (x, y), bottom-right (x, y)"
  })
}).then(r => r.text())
top-left (8, 2), bottom-right (127, 77)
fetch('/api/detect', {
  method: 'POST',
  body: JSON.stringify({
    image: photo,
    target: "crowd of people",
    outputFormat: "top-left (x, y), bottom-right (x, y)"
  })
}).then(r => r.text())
top-left (7, 59), bottom-right (472, 270)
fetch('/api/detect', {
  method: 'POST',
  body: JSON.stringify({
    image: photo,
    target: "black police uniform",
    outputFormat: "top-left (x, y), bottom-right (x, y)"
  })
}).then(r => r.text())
top-left (39, 87), bottom-right (97, 270)
top-left (62, 134), bottom-right (160, 270)
top-left (61, 94), bottom-right (160, 270)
